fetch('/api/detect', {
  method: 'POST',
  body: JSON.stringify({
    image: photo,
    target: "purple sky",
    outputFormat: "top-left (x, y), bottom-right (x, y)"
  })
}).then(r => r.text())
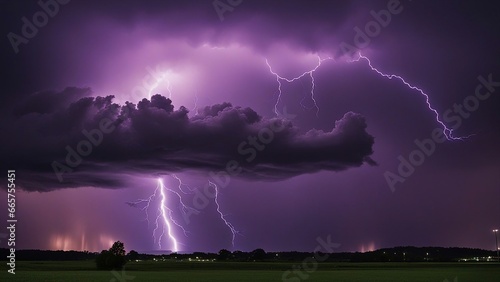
top-left (0, 0), bottom-right (499, 253)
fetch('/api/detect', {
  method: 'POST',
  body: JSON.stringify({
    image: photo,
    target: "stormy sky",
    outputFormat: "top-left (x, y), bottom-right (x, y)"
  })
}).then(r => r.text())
top-left (0, 0), bottom-right (499, 253)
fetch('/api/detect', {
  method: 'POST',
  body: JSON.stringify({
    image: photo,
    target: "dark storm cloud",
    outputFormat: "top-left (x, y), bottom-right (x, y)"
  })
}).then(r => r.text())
top-left (13, 87), bottom-right (92, 116)
top-left (0, 0), bottom-right (366, 57)
top-left (1, 88), bottom-right (375, 191)
top-left (67, 0), bottom-right (362, 52)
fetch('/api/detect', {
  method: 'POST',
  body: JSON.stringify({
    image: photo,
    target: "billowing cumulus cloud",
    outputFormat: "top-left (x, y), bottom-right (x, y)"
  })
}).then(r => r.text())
top-left (1, 88), bottom-right (375, 191)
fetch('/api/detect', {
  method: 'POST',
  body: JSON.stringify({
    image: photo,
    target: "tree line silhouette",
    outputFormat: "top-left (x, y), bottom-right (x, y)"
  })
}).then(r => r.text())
top-left (0, 245), bottom-right (496, 264)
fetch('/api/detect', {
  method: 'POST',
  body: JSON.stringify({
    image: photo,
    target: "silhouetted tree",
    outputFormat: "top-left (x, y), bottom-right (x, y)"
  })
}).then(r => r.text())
top-left (110, 241), bottom-right (126, 257)
top-left (96, 241), bottom-right (127, 270)
top-left (251, 248), bottom-right (266, 261)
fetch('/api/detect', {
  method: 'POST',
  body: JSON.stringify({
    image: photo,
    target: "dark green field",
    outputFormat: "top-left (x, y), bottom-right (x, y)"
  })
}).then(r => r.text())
top-left (1, 261), bottom-right (499, 282)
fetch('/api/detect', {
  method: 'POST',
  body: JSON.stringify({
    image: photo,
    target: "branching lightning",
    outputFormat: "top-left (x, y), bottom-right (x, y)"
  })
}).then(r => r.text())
top-left (349, 52), bottom-right (465, 140)
top-left (266, 52), bottom-right (467, 140)
top-left (172, 174), bottom-right (195, 194)
top-left (209, 181), bottom-right (240, 248)
top-left (127, 177), bottom-right (197, 252)
top-left (156, 178), bottom-right (178, 252)
top-left (148, 72), bottom-right (172, 100)
top-left (266, 56), bottom-right (333, 116)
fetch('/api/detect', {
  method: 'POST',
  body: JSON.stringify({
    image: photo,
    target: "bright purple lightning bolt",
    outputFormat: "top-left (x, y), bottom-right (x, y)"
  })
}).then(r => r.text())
top-left (266, 56), bottom-right (333, 116)
top-left (127, 177), bottom-right (197, 252)
top-left (156, 178), bottom-right (178, 252)
top-left (148, 72), bottom-right (173, 100)
top-left (349, 52), bottom-right (466, 141)
top-left (208, 181), bottom-right (240, 248)
top-left (266, 52), bottom-right (468, 141)
top-left (158, 177), bottom-right (197, 239)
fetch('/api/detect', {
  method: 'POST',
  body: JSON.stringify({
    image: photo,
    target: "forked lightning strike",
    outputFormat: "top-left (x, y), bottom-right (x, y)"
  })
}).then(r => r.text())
top-left (127, 177), bottom-right (197, 252)
top-left (156, 178), bottom-right (178, 252)
top-left (266, 56), bottom-right (333, 117)
top-left (266, 52), bottom-right (467, 140)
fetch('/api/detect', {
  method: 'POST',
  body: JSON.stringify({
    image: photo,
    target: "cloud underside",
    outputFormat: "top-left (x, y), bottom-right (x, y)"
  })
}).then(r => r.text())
top-left (2, 88), bottom-right (375, 191)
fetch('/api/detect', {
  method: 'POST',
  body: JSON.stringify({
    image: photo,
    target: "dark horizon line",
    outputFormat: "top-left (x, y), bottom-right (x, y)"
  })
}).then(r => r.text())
top-left (1, 245), bottom-right (496, 255)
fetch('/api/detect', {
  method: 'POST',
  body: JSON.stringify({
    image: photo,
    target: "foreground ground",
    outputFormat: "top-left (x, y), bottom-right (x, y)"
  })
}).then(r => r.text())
top-left (1, 260), bottom-right (499, 281)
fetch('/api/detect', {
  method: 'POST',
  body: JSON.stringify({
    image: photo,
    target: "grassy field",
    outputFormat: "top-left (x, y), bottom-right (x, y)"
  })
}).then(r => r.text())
top-left (1, 260), bottom-right (499, 282)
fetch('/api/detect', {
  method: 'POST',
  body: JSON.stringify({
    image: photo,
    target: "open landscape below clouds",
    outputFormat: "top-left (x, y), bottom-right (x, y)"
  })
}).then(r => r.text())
top-left (0, 0), bottom-right (499, 281)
